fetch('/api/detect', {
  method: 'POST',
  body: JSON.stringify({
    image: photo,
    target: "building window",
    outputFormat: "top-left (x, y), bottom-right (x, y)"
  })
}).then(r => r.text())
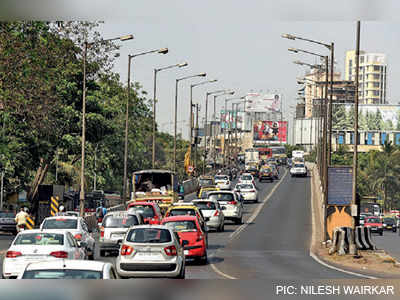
top-left (374, 74), bottom-right (380, 80)
top-left (381, 133), bottom-right (387, 145)
top-left (373, 82), bottom-right (379, 88)
top-left (396, 134), bottom-right (400, 146)
top-left (374, 66), bottom-right (380, 71)
top-left (373, 91), bottom-right (379, 96)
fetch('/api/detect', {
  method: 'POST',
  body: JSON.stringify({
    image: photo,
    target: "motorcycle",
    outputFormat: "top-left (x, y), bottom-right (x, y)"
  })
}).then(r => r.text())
top-left (17, 224), bottom-right (26, 232)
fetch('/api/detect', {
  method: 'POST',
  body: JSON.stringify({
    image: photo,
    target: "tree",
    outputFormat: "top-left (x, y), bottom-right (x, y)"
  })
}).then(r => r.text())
top-left (331, 104), bottom-right (347, 130)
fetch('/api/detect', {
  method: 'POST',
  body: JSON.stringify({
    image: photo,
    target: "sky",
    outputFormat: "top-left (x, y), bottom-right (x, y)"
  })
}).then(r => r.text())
top-left (2, 0), bottom-right (400, 141)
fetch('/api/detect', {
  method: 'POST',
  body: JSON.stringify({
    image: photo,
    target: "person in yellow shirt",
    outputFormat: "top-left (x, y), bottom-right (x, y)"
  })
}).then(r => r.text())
top-left (15, 207), bottom-right (29, 232)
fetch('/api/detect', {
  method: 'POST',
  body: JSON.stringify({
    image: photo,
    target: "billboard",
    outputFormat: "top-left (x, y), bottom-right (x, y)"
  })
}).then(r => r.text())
top-left (220, 110), bottom-right (245, 130)
top-left (332, 104), bottom-right (400, 131)
top-left (253, 121), bottom-right (287, 144)
top-left (245, 93), bottom-right (281, 113)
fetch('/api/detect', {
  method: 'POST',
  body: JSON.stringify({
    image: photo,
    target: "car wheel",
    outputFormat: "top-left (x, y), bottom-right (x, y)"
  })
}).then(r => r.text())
top-left (199, 252), bottom-right (208, 265)
top-left (254, 198), bottom-right (258, 203)
top-left (88, 248), bottom-right (95, 260)
top-left (100, 250), bottom-right (106, 257)
top-left (176, 264), bottom-right (185, 279)
top-left (221, 223), bottom-right (225, 232)
top-left (380, 231), bottom-right (383, 236)
top-left (235, 217), bottom-right (242, 225)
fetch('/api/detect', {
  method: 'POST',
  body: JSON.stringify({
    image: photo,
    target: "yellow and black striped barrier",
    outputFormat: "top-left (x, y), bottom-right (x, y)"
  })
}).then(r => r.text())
top-left (26, 216), bottom-right (35, 229)
top-left (50, 196), bottom-right (59, 216)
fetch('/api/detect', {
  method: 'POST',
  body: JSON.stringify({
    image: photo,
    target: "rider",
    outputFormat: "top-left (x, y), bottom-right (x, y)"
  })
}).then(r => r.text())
top-left (15, 207), bottom-right (29, 232)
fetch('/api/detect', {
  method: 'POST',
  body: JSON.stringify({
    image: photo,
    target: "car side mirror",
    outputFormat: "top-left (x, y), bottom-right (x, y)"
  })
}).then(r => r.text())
top-left (78, 241), bottom-right (87, 248)
top-left (221, 206), bottom-right (226, 210)
top-left (182, 240), bottom-right (189, 247)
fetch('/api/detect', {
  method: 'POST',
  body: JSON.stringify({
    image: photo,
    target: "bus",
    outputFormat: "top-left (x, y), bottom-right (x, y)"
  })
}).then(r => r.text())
top-left (268, 145), bottom-right (287, 165)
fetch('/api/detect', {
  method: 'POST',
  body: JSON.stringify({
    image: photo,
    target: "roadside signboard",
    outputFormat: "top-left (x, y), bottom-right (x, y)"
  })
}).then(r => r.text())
top-left (327, 166), bottom-right (353, 205)
top-left (253, 120), bottom-right (287, 144)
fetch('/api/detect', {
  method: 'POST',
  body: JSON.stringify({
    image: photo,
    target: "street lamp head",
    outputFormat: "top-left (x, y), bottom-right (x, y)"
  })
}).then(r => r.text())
top-left (293, 60), bottom-right (304, 65)
top-left (199, 73), bottom-right (207, 77)
top-left (179, 62), bottom-right (188, 67)
top-left (119, 34), bottom-right (134, 41)
top-left (288, 48), bottom-right (298, 53)
top-left (158, 48), bottom-right (169, 54)
top-left (281, 33), bottom-right (296, 40)
top-left (210, 79), bottom-right (218, 83)
top-left (228, 91), bottom-right (235, 95)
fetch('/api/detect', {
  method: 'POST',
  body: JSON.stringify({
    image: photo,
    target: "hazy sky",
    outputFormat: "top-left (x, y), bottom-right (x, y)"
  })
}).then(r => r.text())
top-left (3, 0), bottom-right (400, 139)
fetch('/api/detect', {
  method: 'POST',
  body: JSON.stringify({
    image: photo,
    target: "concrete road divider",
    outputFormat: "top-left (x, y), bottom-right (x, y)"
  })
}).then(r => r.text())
top-left (362, 226), bottom-right (377, 250)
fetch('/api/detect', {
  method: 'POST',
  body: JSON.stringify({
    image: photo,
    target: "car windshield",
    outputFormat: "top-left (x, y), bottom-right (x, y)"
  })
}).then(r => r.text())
top-left (215, 176), bottom-right (228, 181)
top-left (194, 202), bottom-right (216, 210)
top-left (241, 175), bottom-right (252, 181)
top-left (237, 184), bottom-right (253, 190)
top-left (128, 205), bottom-right (155, 218)
top-left (42, 219), bottom-right (78, 230)
top-left (14, 233), bottom-right (64, 246)
top-left (22, 269), bottom-right (102, 279)
top-left (294, 164), bottom-right (304, 168)
top-left (126, 228), bottom-right (171, 243)
top-left (208, 193), bottom-right (234, 202)
top-left (384, 218), bottom-right (395, 224)
top-left (199, 179), bottom-right (213, 186)
top-left (367, 218), bottom-right (381, 223)
top-left (103, 214), bottom-right (139, 228)
top-left (169, 209), bottom-right (197, 217)
top-left (0, 212), bottom-right (15, 218)
top-left (163, 221), bottom-right (197, 232)
top-left (200, 191), bottom-right (211, 199)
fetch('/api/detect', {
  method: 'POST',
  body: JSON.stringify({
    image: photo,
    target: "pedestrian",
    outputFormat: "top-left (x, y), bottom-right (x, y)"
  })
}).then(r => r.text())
top-left (15, 207), bottom-right (29, 232)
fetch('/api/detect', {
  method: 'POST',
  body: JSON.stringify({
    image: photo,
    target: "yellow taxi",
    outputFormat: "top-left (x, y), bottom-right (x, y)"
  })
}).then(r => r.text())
top-left (198, 186), bottom-right (220, 199)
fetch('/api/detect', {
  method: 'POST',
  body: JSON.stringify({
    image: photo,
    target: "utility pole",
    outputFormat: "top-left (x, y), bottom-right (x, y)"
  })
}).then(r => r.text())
top-left (195, 104), bottom-right (199, 172)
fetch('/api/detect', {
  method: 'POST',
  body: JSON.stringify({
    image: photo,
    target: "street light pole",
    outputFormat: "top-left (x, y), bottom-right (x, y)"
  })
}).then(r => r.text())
top-left (152, 62), bottom-right (188, 168)
top-left (123, 47), bottom-right (168, 208)
top-left (79, 34), bottom-right (133, 217)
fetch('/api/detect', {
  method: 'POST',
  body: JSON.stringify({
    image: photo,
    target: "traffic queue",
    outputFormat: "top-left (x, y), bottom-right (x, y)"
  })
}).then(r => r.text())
top-left (1, 165), bottom-right (281, 280)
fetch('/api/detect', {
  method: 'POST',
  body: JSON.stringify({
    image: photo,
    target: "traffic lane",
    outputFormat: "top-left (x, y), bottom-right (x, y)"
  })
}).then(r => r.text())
top-left (0, 233), bottom-right (14, 251)
top-left (373, 230), bottom-right (400, 262)
top-left (95, 175), bottom-right (281, 279)
top-left (211, 173), bottom-right (356, 279)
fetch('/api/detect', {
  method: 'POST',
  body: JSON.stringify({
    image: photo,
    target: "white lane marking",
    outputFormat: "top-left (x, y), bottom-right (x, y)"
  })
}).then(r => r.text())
top-left (308, 165), bottom-right (377, 279)
top-left (210, 169), bottom-right (288, 279)
top-left (229, 169), bottom-right (288, 240)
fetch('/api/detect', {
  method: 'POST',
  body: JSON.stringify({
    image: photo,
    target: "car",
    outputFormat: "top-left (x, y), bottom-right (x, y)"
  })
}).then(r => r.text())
top-left (115, 225), bottom-right (186, 278)
top-left (198, 176), bottom-right (215, 188)
top-left (0, 211), bottom-right (17, 235)
top-left (198, 186), bottom-right (220, 199)
top-left (2, 230), bottom-right (86, 279)
top-left (247, 167), bottom-right (259, 177)
top-left (164, 204), bottom-right (208, 246)
top-left (290, 162), bottom-right (307, 177)
top-left (214, 175), bottom-right (231, 190)
top-left (65, 211), bottom-right (80, 217)
top-left (162, 215), bottom-right (207, 264)
top-left (192, 199), bottom-right (225, 232)
top-left (99, 211), bottom-right (144, 257)
top-left (258, 166), bottom-right (274, 182)
top-left (359, 215), bottom-right (366, 226)
top-left (234, 183), bottom-right (258, 203)
top-left (364, 216), bottom-right (384, 236)
top-left (239, 173), bottom-right (255, 185)
top-left (207, 191), bottom-right (243, 225)
top-left (127, 202), bottom-right (162, 224)
top-left (383, 217), bottom-right (397, 232)
top-left (17, 260), bottom-right (118, 279)
top-left (40, 216), bottom-right (96, 260)
top-left (270, 164), bottom-right (279, 179)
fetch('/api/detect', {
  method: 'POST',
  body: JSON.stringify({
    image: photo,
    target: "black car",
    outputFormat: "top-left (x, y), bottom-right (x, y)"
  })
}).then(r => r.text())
top-left (383, 217), bottom-right (397, 232)
top-left (0, 211), bottom-right (17, 234)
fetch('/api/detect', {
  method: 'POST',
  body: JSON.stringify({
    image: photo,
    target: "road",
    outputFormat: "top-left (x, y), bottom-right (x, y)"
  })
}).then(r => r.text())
top-left (373, 231), bottom-right (400, 262)
top-left (0, 168), bottom-right (357, 279)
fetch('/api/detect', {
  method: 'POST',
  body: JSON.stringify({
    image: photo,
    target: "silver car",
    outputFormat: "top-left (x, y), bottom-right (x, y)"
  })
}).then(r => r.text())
top-left (116, 225), bottom-right (186, 279)
top-left (99, 211), bottom-right (143, 257)
top-left (214, 175), bottom-right (231, 190)
top-left (207, 191), bottom-right (243, 225)
top-left (234, 183), bottom-right (258, 203)
top-left (192, 199), bottom-right (225, 232)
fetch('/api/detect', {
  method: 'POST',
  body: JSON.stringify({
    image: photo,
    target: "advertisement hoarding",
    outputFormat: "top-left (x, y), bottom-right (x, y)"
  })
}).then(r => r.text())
top-left (245, 93), bottom-right (281, 113)
top-left (327, 167), bottom-right (353, 205)
top-left (253, 121), bottom-right (287, 144)
top-left (220, 110), bottom-right (245, 130)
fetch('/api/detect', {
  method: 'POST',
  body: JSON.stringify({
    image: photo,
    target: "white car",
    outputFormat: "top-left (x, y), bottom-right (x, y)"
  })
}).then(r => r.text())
top-left (207, 191), bottom-right (243, 224)
top-left (238, 173), bottom-right (254, 185)
top-left (192, 199), bottom-right (225, 232)
top-left (116, 225), bottom-right (186, 278)
top-left (2, 230), bottom-right (86, 279)
top-left (214, 175), bottom-right (231, 190)
top-left (17, 260), bottom-right (117, 279)
top-left (40, 216), bottom-right (96, 260)
top-left (234, 183), bottom-right (258, 203)
top-left (290, 163), bottom-right (307, 177)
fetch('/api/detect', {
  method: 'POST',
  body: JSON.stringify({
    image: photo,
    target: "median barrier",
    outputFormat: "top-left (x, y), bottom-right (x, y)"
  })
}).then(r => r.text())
top-left (341, 227), bottom-right (357, 255)
top-left (328, 227), bottom-right (340, 255)
top-left (363, 226), bottom-right (377, 250)
top-left (329, 227), bottom-right (347, 255)
top-left (355, 226), bottom-right (368, 250)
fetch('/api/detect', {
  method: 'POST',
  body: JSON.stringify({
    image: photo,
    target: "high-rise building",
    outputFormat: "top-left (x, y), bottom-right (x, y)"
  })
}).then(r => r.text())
top-left (345, 50), bottom-right (387, 104)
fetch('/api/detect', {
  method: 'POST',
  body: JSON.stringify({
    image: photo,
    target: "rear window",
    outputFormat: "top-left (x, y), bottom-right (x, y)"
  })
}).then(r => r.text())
top-left (42, 219), bottom-right (78, 230)
top-left (0, 212), bottom-right (15, 218)
top-left (241, 175), bottom-right (252, 181)
top-left (103, 214), bottom-right (139, 228)
top-left (199, 179), bottom-right (213, 186)
top-left (208, 193), bottom-right (234, 202)
top-left (163, 221), bottom-right (197, 232)
top-left (236, 184), bottom-right (253, 190)
top-left (22, 269), bottom-right (102, 279)
top-left (294, 164), bottom-right (304, 168)
top-left (126, 228), bottom-right (171, 243)
top-left (194, 202), bottom-right (216, 210)
top-left (168, 209), bottom-right (197, 217)
top-left (215, 176), bottom-right (228, 181)
top-left (367, 218), bottom-right (381, 223)
top-left (128, 205), bottom-right (155, 218)
top-left (14, 233), bottom-right (64, 246)
top-left (384, 218), bottom-right (395, 224)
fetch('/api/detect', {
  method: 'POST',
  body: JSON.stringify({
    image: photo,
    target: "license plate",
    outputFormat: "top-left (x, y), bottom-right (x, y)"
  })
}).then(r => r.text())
top-left (137, 252), bottom-right (159, 257)
top-left (184, 250), bottom-right (189, 255)
top-left (112, 234), bottom-right (124, 239)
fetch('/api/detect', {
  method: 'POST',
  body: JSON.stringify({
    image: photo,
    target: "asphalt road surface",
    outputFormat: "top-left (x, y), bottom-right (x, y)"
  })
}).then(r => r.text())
top-left (373, 230), bottom-right (400, 261)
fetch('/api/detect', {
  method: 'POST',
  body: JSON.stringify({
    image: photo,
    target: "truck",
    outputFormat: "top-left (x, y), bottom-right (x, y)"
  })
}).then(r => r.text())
top-left (269, 146), bottom-right (287, 165)
top-left (245, 148), bottom-right (260, 170)
top-left (292, 150), bottom-right (305, 163)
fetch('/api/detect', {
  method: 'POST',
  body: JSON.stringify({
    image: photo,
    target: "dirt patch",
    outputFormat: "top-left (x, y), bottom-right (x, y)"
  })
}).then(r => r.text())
top-left (315, 247), bottom-right (400, 278)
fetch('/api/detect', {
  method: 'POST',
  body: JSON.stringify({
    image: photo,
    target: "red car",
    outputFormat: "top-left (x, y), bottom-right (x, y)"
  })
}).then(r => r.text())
top-left (364, 216), bottom-right (384, 236)
top-left (161, 215), bottom-right (207, 264)
top-left (127, 202), bottom-right (162, 224)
